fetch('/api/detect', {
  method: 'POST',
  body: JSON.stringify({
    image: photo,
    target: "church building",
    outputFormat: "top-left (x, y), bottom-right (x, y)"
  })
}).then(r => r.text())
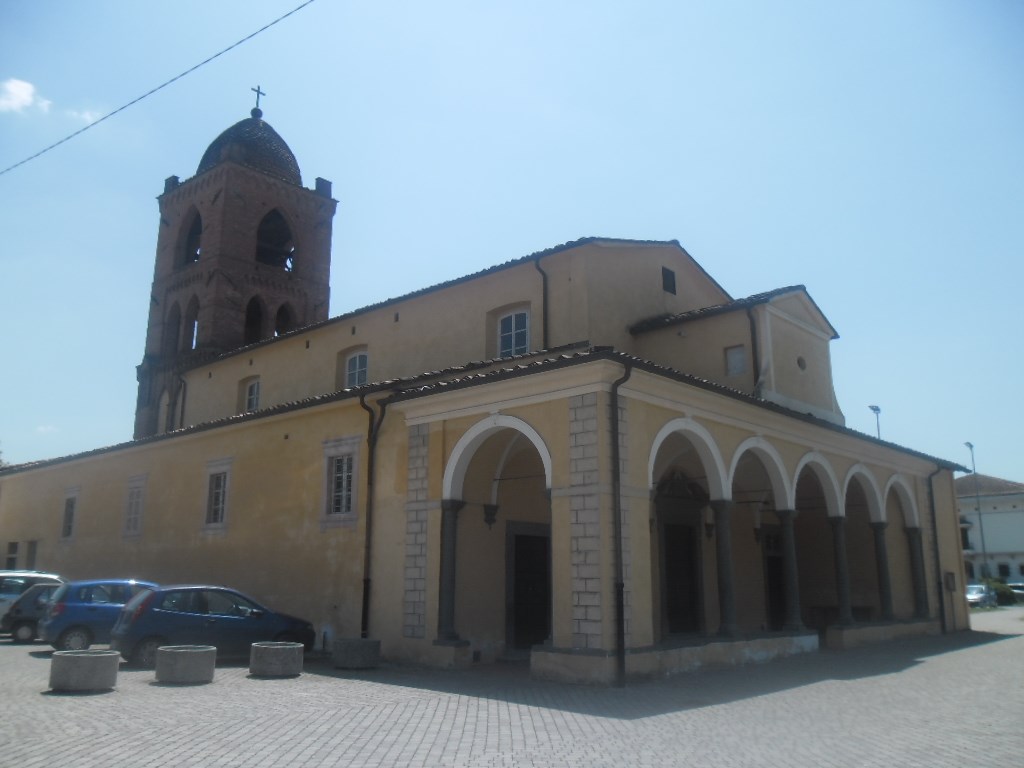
top-left (0, 108), bottom-right (970, 683)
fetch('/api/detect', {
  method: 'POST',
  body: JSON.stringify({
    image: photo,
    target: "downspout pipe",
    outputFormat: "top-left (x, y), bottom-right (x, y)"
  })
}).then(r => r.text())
top-left (358, 393), bottom-right (388, 639)
top-left (926, 465), bottom-right (948, 633)
top-left (533, 255), bottom-right (550, 350)
top-left (745, 307), bottom-right (762, 397)
top-left (610, 359), bottom-right (633, 687)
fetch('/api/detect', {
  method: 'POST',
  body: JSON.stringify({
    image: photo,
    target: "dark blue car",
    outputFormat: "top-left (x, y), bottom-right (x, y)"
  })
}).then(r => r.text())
top-left (111, 585), bottom-right (315, 668)
top-left (39, 579), bottom-right (157, 650)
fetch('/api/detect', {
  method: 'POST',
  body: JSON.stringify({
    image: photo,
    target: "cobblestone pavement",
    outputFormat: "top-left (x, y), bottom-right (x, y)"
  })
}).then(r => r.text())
top-left (2, 609), bottom-right (1022, 768)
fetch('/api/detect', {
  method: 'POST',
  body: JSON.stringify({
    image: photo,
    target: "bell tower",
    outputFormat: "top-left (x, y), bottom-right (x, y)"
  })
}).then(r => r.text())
top-left (135, 105), bottom-right (337, 439)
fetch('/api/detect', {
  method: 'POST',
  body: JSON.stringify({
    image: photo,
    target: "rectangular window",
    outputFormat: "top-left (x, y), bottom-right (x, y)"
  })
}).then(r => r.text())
top-left (499, 311), bottom-right (529, 357)
top-left (998, 563), bottom-right (1010, 579)
top-left (206, 472), bottom-right (227, 526)
top-left (5, 542), bottom-right (17, 569)
top-left (245, 379), bottom-right (260, 412)
top-left (329, 455), bottom-right (354, 517)
top-left (322, 436), bottom-right (360, 528)
top-left (346, 352), bottom-right (368, 387)
top-left (61, 495), bottom-right (77, 539)
top-left (725, 345), bottom-right (746, 376)
top-left (662, 266), bottom-right (677, 295)
top-left (26, 541), bottom-right (37, 569)
top-left (124, 476), bottom-right (146, 537)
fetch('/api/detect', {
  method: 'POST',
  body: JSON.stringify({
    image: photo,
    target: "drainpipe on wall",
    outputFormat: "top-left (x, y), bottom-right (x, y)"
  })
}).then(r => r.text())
top-left (927, 465), bottom-right (948, 634)
top-left (533, 255), bottom-right (550, 350)
top-left (610, 359), bottom-right (633, 688)
top-left (745, 307), bottom-right (763, 398)
top-left (175, 375), bottom-right (188, 431)
top-left (358, 393), bottom-right (388, 639)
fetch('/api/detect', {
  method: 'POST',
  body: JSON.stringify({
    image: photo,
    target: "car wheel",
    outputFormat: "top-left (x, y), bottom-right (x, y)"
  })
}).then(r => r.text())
top-left (11, 622), bottom-right (37, 643)
top-left (57, 627), bottom-right (92, 651)
top-left (131, 637), bottom-right (164, 669)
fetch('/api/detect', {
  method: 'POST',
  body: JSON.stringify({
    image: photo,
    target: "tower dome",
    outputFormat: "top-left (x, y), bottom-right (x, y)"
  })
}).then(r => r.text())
top-left (196, 108), bottom-right (302, 186)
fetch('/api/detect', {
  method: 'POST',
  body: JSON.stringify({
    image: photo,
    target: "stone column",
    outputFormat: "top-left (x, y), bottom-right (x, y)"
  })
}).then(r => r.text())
top-left (437, 499), bottom-right (464, 641)
top-left (829, 516), bottom-right (854, 626)
top-left (710, 500), bottom-right (737, 637)
top-left (776, 509), bottom-right (804, 631)
top-left (870, 521), bottom-right (895, 621)
top-left (906, 526), bottom-right (930, 619)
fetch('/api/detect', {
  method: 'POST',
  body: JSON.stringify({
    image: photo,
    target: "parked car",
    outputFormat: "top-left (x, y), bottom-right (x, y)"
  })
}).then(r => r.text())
top-left (111, 585), bottom-right (316, 668)
top-left (965, 583), bottom-right (997, 608)
top-left (1006, 582), bottom-right (1024, 603)
top-left (39, 579), bottom-right (157, 651)
top-left (1, 582), bottom-right (63, 642)
top-left (0, 571), bottom-right (63, 617)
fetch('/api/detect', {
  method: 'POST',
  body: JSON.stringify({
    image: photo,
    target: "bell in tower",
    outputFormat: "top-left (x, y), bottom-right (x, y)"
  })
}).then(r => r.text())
top-left (134, 102), bottom-right (337, 439)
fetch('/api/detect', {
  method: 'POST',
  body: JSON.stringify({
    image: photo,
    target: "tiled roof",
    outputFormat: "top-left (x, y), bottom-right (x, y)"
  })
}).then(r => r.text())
top-left (196, 110), bottom-right (301, 186)
top-left (629, 285), bottom-right (825, 335)
top-left (954, 473), bottom-right (1024, 497)
top-left (0, 344), bottom-right (964, 475)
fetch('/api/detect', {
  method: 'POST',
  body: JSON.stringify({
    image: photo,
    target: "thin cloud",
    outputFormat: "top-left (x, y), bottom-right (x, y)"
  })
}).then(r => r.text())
top-left (0, 78), bottom-right (51, 113)
top-left (35, 425), bottom-right (59, 435)
top-left (67, 109), bottom-right (101, 124)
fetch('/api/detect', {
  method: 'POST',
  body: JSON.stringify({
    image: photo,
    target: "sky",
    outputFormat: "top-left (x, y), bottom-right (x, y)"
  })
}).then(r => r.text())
top-left (0, 1), bottom-right (1021, 482)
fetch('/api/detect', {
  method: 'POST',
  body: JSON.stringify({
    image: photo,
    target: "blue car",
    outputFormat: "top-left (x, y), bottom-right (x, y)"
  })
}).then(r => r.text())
top-left (40, 579), bottom-right (157, 651)
top-left (111, 585), bottom-right (316, 668)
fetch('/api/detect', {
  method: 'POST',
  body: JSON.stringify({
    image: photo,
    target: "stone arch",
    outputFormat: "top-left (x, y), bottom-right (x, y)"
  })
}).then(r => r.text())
top-left (843, 464), bottom-right (885, 522)
top-left (883, 475), bottom-right (920, 528)
top-left (728, 436), bottom-right (793, 510)
top-left (648, 417), bottom-right (728, 500)
top-left (443, 414), bottom-right (552, 501)
top-left (793, 451), bottom-right (842, 517)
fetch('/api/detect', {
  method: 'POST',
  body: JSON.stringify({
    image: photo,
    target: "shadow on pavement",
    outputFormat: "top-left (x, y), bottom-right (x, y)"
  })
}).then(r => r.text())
top-left (297, 627), bottom-right (1020, 720)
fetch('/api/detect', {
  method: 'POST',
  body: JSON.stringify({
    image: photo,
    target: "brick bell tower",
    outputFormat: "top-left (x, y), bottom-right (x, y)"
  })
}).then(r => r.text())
top-left (134, 104), bottom-right (337, 439)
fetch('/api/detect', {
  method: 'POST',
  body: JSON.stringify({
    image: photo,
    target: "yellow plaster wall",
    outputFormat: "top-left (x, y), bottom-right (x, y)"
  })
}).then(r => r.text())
top-left (634, 313), bottom-right (756, 394)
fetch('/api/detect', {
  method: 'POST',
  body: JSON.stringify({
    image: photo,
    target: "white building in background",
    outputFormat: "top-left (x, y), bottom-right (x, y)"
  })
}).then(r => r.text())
top-left (956, 473), bottom-right (1024, 582)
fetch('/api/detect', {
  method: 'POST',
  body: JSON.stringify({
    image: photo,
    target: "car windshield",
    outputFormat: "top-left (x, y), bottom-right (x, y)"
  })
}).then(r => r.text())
top-left (0, 577), bottom-right (30, 598)
top-left (966, 585), bottom-right (985, 594)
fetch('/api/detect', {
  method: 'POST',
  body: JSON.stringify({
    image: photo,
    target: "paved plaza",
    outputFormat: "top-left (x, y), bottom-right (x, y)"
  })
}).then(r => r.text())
top-left (2, 609), bottom-right (1022, 767)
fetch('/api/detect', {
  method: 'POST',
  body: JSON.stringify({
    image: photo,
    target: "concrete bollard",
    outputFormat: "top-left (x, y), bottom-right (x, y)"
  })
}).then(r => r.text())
top-left (249, 641), bottom-right (304, 677)
top-left (332, 638), bottom-right (381, 669)
top-left (49, 649), bottom-right (121, 692)
top-left (155, 645), bottom-right (216, 685)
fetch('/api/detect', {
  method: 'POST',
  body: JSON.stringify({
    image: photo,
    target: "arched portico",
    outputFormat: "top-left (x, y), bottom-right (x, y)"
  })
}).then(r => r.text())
top-left (437, 414), bottom-right (554, 658)
top-left (728, 438), bottom-right (802, 632)
top-left (647, 418), bottom-right (727, 641)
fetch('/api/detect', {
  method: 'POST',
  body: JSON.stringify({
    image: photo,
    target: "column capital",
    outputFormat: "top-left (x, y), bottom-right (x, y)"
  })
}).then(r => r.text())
top-left (775, 508), bottom-right (798, 522)
top-left (441, 499), bottom-right (466, 515)
top-left (870, 520), bottom-right (888, 532)
top-left (828, 515), bottom-right (847, 530)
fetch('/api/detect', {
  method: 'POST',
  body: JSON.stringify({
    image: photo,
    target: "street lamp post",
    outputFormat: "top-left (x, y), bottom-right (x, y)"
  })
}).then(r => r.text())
top-left (964, 441), bottom-right (989, 579)
top-left (868, 405), bottom-right (881, 439)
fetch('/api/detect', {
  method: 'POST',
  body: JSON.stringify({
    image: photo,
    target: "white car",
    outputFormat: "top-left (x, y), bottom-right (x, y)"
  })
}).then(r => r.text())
top-left (0, 571), bottom-right (63, 618)
top-left (965, 583), bottom-right (996, 608)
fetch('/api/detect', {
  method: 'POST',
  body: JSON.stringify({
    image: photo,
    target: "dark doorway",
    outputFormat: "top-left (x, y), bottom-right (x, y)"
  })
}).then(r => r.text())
top-left (506, 526), bottom-right (551, 650)
top-left (762, 526), bottom-right (786, 631)
top-left (663, 523), bottom-right (701, 634)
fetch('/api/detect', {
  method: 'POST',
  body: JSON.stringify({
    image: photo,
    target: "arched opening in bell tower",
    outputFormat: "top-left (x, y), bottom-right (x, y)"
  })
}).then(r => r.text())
top-left (255, 209), bottom-right (296, 272)
top-left (179, 209), bottom-right (202, 267)
top-left (245, 297), bottom-right (266, 345)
